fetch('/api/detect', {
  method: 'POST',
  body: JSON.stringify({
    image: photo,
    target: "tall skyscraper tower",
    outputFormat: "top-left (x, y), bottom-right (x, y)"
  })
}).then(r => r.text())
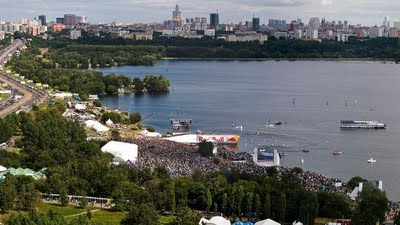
top-left (172, 4), bottom-right (182, 21)
top-left (38, 15), bottom-right (46, 26)
top-left (210, 12), bottom-right (219, 29)
top-left (383, 16), bottom-right (390, 28)
top-left (64, 14), bottom-right (77, 26)
top-left (252, 16), bottom-right (260, 31)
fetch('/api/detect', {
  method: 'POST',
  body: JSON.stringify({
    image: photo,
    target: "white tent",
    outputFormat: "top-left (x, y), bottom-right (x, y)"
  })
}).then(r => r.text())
top-left (105, 119), bottom-right (114, 126)
top-left (101, 141), bottom-right (138, 163)
top-left (255, 219), bottom-right (281, 225)
top-left (141, 129), bottom-right (162, 137)
top-left (85, 120), bottom-right (110, 132)
top-left (0, 165), bottom-right (7, 172)
top-left (199, 217), bottom-right (231, 225)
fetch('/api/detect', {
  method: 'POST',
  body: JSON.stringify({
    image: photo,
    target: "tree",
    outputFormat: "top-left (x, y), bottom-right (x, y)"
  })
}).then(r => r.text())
top-left (198, 141), bottom-right (214, 157)
top-left (173, 207), bottom-right (201, 225)
top-left (0, 178), bottom-right (17, 212)
top-left (264, 193), bottom-right (271, 219)
top-left (347, 176), bottom-right (367, 191)
top-left (221, 193), bottom-right (228, 215)
top-left (60, 188), bottom-right (69, 206)
top-left (79, 198), bottom-right (88, 208)
top-left (121, 203), bottom-right (159, 225)
top-left (277, 192), bottom-right (286, 223)
top-left (205, 188), bottom-right (212, 213)
top-left (351, 183), bottom-right (388, 225)
top-left (246, 192), bottom-right (254, 218)
top-left (133, 77), bottom-right (145, 92)
top-left (111, 130), bottom-right (121, 141)
top-left (253, 194), bottom-right (261, 218)
top-left (299, 191), bottom-right (318, 225)
top-left (129, 112), bottom-right (142, 124)
top-left (92, 99), bottom-right (102, 107)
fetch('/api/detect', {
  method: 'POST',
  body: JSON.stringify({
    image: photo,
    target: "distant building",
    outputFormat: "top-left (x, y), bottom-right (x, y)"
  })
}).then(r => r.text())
top-left (172, 4), bottom-right (182, 21)
top-left (56, 17), bottom-right (64, 24)
top-left (51, 23), bottom-right (65, 33)
top-left (38, 15), bottom-right (46, 26)
top-left (227, 32), bottom-right (268, 43)
top-left (393, 21), bottom-right (400, 29)
top-left (269, 19), bottom-right (287, 30)
top-left (64, 14), bottom-right (77, 26)
top-left (336, 33), bottom-right (349, 42)
top-left (76, 16), bottom-right (88, 24)
top-left (305, 28), bottom-right (318, 40)
top-left (383, 16), bottom-right (390, 28)
top-left (0, 31), bottom-right (5, 40)
top-left (0, 23), bottom-right (21, 33)
top-left (210, 13), bottom-right (219, 29)
top-left (389, 27), bottom-right (398, 38)
top-left (309, 17), bottom-right (320, 30)
top-left (252, 17), bottom-right (260, 31)
top-left (369, 26), bottom-right (384, 38)
top-left (69, 29), bottom-right (81, 39)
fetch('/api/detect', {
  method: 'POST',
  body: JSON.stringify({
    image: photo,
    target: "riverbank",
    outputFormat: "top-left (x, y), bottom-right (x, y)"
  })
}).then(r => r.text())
top-left (163, 57), bottom-right (398, 63)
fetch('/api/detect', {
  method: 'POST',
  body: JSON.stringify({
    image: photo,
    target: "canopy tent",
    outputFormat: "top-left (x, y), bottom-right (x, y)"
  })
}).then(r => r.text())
top-left (101, 141), bottom-right (138, 164)
top-left (199, 216), bottom-right (231, 225)
top-left (255, 219), bottom-right (281, 225)
top-left (0, 165), bottom-right (7, 172)
top-left (3, 167), bottom-right (47, 180)
top-left (85, 120), bottom-right (110, 132)
top-left (233, 222), bottom-right (254, 225)
top-left (105, 119), bottom-right (114, 126)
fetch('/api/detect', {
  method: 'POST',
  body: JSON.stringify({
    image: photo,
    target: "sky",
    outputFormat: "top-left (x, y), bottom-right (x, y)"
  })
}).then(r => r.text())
top-left (0, 0), bottom-right (399, 26)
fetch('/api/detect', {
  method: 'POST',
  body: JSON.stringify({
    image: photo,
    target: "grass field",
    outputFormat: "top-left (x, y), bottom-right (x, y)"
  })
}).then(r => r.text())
top-left (0, 203), bottom-right (176, 224)
top-left (0, 93), bottom-right (10, 103)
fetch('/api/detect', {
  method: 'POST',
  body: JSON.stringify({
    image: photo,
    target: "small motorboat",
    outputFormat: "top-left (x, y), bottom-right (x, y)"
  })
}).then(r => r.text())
top-left (302, 149), bottom-right (310, 153)
top-left (368, 158), bottom-right (376, 163)
top-left (332, 151), bottom-right (343, 156)
top-left (274, 121), bottom-right (283, 126)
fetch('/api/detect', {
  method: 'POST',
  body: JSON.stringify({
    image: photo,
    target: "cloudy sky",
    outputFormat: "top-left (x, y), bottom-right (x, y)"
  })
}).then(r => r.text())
top-left (0, 0), bottom-right (398, 26)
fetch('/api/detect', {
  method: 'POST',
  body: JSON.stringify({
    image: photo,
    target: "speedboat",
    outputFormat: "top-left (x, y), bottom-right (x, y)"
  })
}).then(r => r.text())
top-left (274, 121), bottom-right (283, 126)
top-left (368, 158), bottom-right (376, 163)
top-left (332, 151), bottom-right (343, 156)
top-left (279, 152), bottom-right (287, 157)
top-left (302, 149), bottom-right (310, 153)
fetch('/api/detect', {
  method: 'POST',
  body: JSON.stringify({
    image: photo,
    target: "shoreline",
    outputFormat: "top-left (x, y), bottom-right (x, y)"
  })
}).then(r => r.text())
top-left (162, 57), bottom-right (398, 63)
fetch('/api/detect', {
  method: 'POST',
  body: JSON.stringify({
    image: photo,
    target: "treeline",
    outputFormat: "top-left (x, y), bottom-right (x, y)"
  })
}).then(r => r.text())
top-left (7, 49), bottom-right (169, 95)
top-left (23, 33), bottom-right (400, 60)
top-left (48, 45), bottom-right (165, 68)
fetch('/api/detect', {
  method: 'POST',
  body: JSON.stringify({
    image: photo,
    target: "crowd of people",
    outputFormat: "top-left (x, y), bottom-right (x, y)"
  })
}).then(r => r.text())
top-left (130, 137), bottom-right (344, 193)
top-left (128, 137), bottom-right (400, 221)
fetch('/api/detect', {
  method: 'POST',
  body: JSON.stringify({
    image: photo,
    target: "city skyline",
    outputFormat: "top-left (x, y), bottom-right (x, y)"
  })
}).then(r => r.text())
top-left (1, 0), bottom-right (400, 26)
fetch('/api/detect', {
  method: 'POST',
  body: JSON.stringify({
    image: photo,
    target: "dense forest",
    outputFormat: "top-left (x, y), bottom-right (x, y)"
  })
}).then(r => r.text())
top-left (0, 105), bottom-right (390, 225)
top-left (17, 32), bottom-right (400, 60)
top-left (6, 48), bottom-right (169, 96)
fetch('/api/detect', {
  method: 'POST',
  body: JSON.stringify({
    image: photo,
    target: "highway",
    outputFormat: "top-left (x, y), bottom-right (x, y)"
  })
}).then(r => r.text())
top-left (0, 39), bottom-right (46, 117)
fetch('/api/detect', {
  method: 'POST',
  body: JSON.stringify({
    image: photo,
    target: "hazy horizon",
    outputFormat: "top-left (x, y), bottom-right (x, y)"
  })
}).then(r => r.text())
top-left (0, 0), bottom-right (399, 26)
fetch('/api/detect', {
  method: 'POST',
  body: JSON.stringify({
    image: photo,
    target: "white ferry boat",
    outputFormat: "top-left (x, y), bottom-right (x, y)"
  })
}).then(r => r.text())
top-left (340, 120), bottom-right (386, 129)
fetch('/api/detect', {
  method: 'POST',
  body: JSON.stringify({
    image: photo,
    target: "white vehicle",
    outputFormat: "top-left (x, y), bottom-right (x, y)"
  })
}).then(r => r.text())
top-left (368, 158), bottom-right (377, 163)
top-left (340, 120), bottom-right (386, 129)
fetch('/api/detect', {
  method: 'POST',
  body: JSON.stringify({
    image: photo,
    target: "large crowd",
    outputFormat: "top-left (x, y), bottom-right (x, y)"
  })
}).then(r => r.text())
top-left (130, 137), bottom-right (344, 192)
top-left (129, 137), bottom-right (400, 221)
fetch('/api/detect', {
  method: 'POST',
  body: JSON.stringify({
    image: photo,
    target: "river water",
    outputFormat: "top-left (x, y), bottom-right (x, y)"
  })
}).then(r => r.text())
top-left (97, 60), bottom-right (400, 200)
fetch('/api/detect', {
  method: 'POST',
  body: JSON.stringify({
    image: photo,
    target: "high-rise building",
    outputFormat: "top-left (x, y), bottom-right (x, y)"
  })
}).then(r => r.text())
top-left (76, 16), bottom-right (88, 24)
top-left (210, 13), bottom-right (219, 29)
top-left (172, 4), bottom-right (182, 21)
top-left (268, 19), bottom-right (287, 30)
top-left (64, 14), bottom-right (77, 26)
top-left (309, 17), bottom-right (320, 30)
top-left (56, 18), bottom-right (64, 24)
top-left (38, 15), bottom-right (46, 26)
top-left (383, 16), bottom-right (390, 28)
top-left (252, 17), bottom-right (260, 31)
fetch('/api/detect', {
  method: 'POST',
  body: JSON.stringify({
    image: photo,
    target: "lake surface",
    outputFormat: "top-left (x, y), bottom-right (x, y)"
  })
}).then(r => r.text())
top-left (97, 60), bottom-right (400, 200)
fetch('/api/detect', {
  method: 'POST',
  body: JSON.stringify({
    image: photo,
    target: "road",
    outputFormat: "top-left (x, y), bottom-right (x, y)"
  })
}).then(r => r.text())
top-left (0, 39), bottom-right (46, 117)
